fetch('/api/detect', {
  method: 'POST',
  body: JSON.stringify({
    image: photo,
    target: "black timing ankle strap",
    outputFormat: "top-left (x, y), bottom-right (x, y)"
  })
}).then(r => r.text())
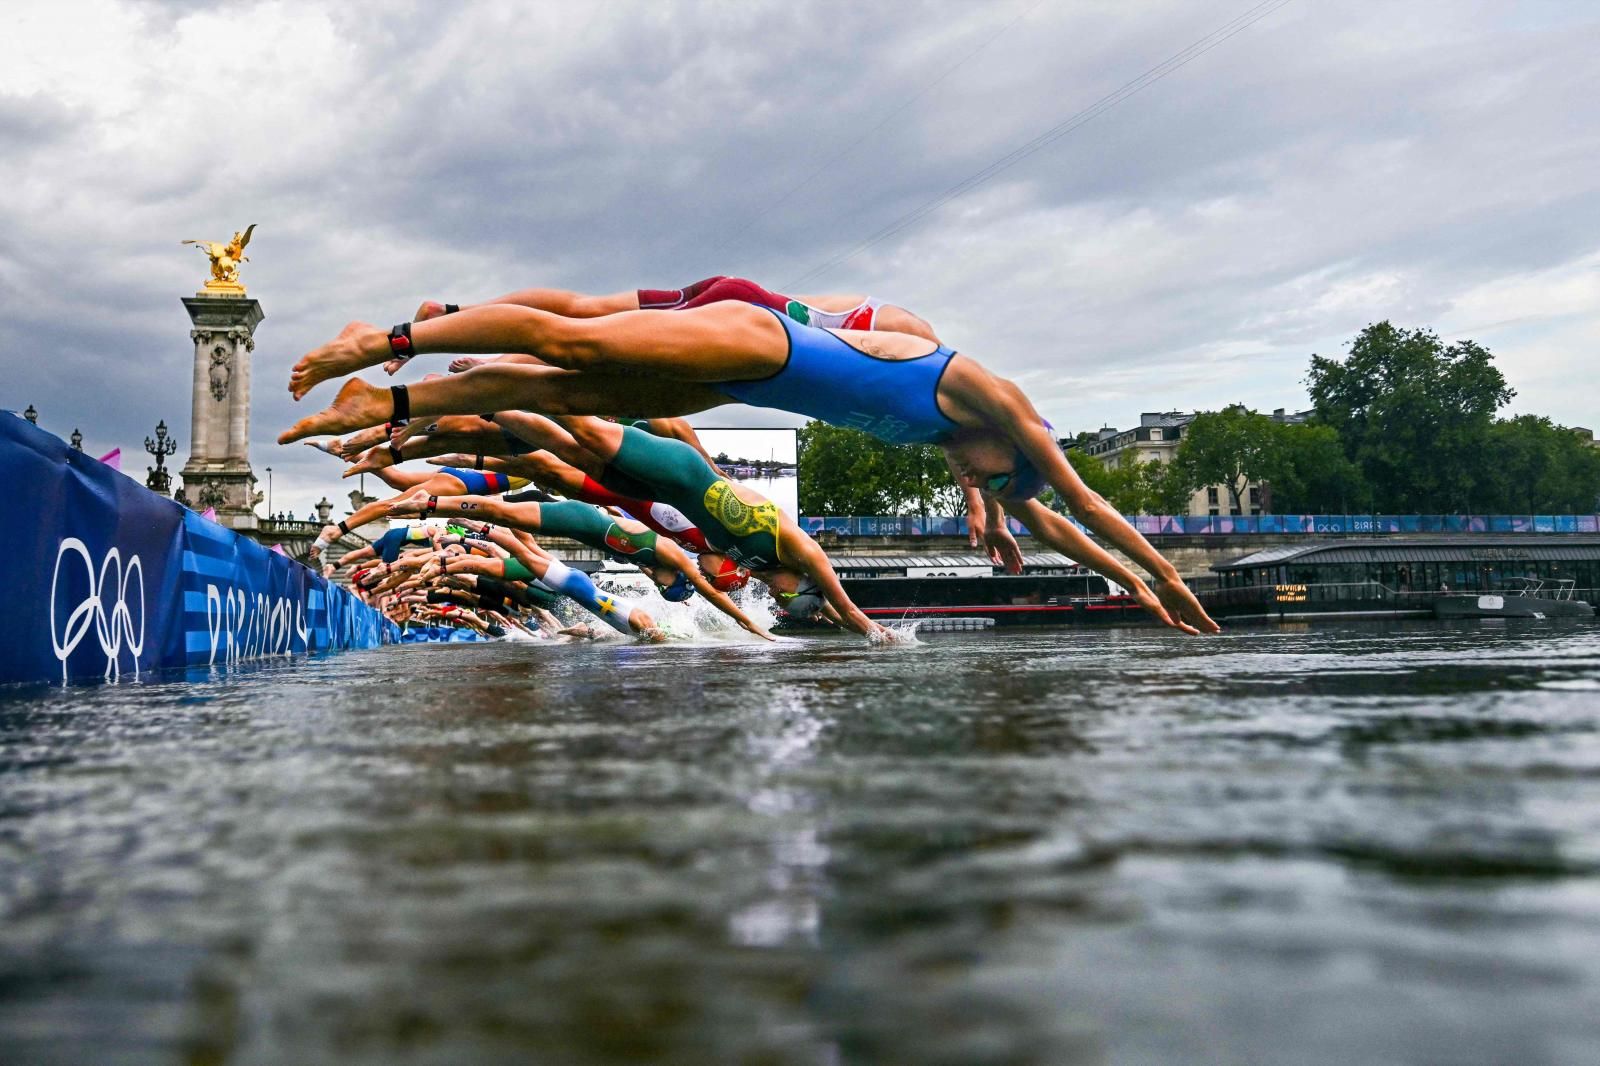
top-left (387, 322), bottom-right (414, 361)
top-left (443, 303), bottom-right (460, 315)
top-left (390, 384), bottom-right (410, 426)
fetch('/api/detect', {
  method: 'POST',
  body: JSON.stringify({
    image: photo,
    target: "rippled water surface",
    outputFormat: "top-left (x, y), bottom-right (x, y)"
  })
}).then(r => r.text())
top-left (6, 621), bottom-right (1600, 1065)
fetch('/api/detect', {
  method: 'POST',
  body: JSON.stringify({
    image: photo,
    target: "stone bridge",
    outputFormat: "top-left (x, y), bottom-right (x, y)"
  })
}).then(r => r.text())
top-left (248, 517), bottom-right (372, 574)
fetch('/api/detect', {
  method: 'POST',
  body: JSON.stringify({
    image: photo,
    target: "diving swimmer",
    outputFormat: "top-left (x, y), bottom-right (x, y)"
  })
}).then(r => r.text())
top-left (282, 301), bottom-right (1218, 634)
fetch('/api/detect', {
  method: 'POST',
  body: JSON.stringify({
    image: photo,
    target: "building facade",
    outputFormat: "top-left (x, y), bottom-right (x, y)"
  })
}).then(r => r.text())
top-left (1071, 407), bottom-right (1310, 517)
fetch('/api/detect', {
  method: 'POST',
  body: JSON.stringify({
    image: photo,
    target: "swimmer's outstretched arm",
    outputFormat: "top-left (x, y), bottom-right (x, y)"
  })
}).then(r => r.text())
top-left (1002, 493), bottom-right (1213, 635)
top-left (944, 450), bottom-right (992, 555)
top-left (975, 495), bottom-right (1023, 574)
top-left (961, 379), bottom-right (1218, 635)
top-left (652, 539), bottom-right (774, 641)
top-left (1001, 500), bottom-right (1192, 633)
top-left (783, 537), bottom-right (886, 640)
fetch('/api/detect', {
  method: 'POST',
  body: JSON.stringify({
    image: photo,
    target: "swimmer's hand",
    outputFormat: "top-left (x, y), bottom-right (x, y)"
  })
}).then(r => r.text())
top-left (984, 523), bottom-right (1024, 575)
top-left (1153, 575), bottom-right (1221, 636)
top-left (867, 623), bottom-right (911, 645)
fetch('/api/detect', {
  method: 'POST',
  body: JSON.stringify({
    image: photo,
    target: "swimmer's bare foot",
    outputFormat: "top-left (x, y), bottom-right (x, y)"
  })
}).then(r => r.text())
top-left (303, 438), bottom-right (343, 457)
top-left (289, 321), bottom-right (388, 400)
top-left (338, 425), bottom-right (390, 459)
top-left (449, 356), bottom-right (488, 373)
top-left (278, 378), bottom-right (392, 444)
top-left (342, 445), bottom-right (395, 478)
top-left (385, 488), bottom-right (433, 517)
top-left (414, 299), bottom-right (449, 323)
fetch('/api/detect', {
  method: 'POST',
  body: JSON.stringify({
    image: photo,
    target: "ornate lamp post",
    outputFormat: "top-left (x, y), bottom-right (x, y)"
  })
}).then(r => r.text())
top-left (265, 466), bottom-right (274, 517)
top-left (23, 404), bottom-right (37, 425)
top-left (70, 428), bottom-right (83, 451)
top-left (145, 419), bottom-right (177, 496)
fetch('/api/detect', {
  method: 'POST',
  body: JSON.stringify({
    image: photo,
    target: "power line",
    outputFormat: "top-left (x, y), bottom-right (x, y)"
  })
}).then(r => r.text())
top-left (783, 0), bottom-right (1296, 290)
top-left (696, 0), bottom-right (1049, 264)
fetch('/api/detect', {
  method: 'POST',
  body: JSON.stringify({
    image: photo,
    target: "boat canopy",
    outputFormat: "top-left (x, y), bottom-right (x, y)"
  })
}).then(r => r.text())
top-left (1213, 536), bottom-right (1600, 572)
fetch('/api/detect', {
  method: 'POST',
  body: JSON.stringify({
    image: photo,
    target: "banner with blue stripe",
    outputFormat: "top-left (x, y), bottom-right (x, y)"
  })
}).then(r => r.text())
top-left (1, 412), bottom-right (397, 686)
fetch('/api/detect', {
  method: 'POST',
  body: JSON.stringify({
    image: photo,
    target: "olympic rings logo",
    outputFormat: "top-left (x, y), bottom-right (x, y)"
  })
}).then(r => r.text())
top-left (50, 537), bottom-right (146, 683)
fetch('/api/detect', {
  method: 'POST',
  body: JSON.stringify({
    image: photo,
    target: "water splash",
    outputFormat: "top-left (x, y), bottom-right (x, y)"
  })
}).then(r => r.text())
top-left (591, 566), bottom-right (778, 644)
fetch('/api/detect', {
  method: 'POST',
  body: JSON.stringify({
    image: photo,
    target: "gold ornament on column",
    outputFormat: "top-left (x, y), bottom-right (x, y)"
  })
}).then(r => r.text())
top-left (181, 223), bottom-right (256, 294)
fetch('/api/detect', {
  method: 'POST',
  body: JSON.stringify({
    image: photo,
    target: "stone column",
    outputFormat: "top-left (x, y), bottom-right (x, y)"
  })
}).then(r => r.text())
top-left (179, 294), bottom-right (265, 531)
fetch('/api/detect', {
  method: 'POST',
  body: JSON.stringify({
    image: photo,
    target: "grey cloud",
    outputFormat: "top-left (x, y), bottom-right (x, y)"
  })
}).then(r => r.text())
top-left (3, 0), bottom-right (1598, 518)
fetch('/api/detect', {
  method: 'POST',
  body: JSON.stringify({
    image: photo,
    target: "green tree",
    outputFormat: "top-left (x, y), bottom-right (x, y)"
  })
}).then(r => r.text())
top-left (1054, 450), bottom-right (1186, 515)
top-left (1257, 422), bottom-right (1370, 513)
top-left (1481, 416), bottom-right (1600, 513)
top-left (1307, 322), bottom-right (1513, 512)
top-left (1148, 459), bottom-right (1198, 515)
top-left (1062, 448), bottom-right (1117, 500)
top-left (796, 422), bottom-right (963, 516)
top-left (885, 441), bottom-right (966, 517)
top-left (1168, 407), bottom-right (1279, 513)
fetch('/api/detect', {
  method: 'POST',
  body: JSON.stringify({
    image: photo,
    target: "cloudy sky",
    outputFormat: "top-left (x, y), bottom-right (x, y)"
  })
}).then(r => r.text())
top-left (3, 0), bottom-right (1597, 519)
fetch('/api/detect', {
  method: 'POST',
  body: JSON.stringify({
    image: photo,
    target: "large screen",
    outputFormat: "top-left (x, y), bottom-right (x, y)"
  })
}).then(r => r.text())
top-left (695, 428), bottom-right (798, 518)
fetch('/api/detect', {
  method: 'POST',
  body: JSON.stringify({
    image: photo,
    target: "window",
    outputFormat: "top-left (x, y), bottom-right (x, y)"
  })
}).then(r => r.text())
top-left (1208, 508), bottom-right (1219, 517)
top-left (1150, 429), bottom-right (1164, 441)
top-left (1206, 487), bottom-right (1219, 506)
top-left (1249, 487), bottom-right (1261, 506)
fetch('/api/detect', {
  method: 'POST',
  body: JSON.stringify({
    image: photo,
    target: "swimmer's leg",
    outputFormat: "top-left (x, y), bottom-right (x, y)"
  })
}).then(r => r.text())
top-left (279, 371), bottom-right (724, 444)
top-left (539, 559), bottom-right (651, 638)
top-left (289, 301), bottom-right (784, 399)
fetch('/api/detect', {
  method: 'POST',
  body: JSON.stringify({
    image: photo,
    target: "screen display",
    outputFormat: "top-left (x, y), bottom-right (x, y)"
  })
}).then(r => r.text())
top-left (695, 428), bottom-right (799, 518)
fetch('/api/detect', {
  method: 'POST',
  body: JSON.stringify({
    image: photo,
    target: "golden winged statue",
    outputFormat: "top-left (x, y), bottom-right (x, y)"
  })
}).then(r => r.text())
top-left (182, 223), bottom-right (256, 292)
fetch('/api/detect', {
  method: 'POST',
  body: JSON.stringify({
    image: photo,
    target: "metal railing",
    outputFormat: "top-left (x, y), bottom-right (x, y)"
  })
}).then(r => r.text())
top-left (799, 514), bottom-right (1600, 538)
top-left (1197, 581), bottom-right (1600, 612)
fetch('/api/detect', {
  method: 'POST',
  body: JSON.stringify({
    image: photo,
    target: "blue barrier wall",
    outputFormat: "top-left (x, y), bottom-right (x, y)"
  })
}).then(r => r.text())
top-left (1, 413), bottom-right (398, 686)
top-left (798, 513), bottom-right (1600, 537)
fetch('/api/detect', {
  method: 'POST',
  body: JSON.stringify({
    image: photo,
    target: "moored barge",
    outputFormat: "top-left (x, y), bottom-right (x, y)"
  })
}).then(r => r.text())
top-left (805, 553), bottom-right (1147, 627)
top-left (1204, 537), bottom-right (1600, 622)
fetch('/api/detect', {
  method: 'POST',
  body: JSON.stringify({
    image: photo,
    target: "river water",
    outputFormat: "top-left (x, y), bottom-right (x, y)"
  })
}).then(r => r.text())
top-left (4, 620), bottom-right (1600, 1065)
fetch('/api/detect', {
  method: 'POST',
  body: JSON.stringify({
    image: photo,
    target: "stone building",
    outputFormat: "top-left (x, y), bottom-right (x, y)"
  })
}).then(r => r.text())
top-left (1071, 407), bottom-right (1311, 517)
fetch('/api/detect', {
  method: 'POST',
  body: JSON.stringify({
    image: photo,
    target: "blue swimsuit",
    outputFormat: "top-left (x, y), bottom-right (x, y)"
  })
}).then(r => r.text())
top-left (441, 467), bottom-right (509, 496)
top-left (719, 307), bottom-right (962, 444)
top-left (373, 526), bottom-right (430, 563)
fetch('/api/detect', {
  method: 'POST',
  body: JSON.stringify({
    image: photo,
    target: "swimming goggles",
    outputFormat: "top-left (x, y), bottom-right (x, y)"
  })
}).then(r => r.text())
top-left (982, 471), bottom-right (1016, 494)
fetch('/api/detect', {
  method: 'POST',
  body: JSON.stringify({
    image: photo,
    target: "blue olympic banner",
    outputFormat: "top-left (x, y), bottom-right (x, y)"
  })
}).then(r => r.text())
top-left (0, 413), bottom-right (398, 686)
